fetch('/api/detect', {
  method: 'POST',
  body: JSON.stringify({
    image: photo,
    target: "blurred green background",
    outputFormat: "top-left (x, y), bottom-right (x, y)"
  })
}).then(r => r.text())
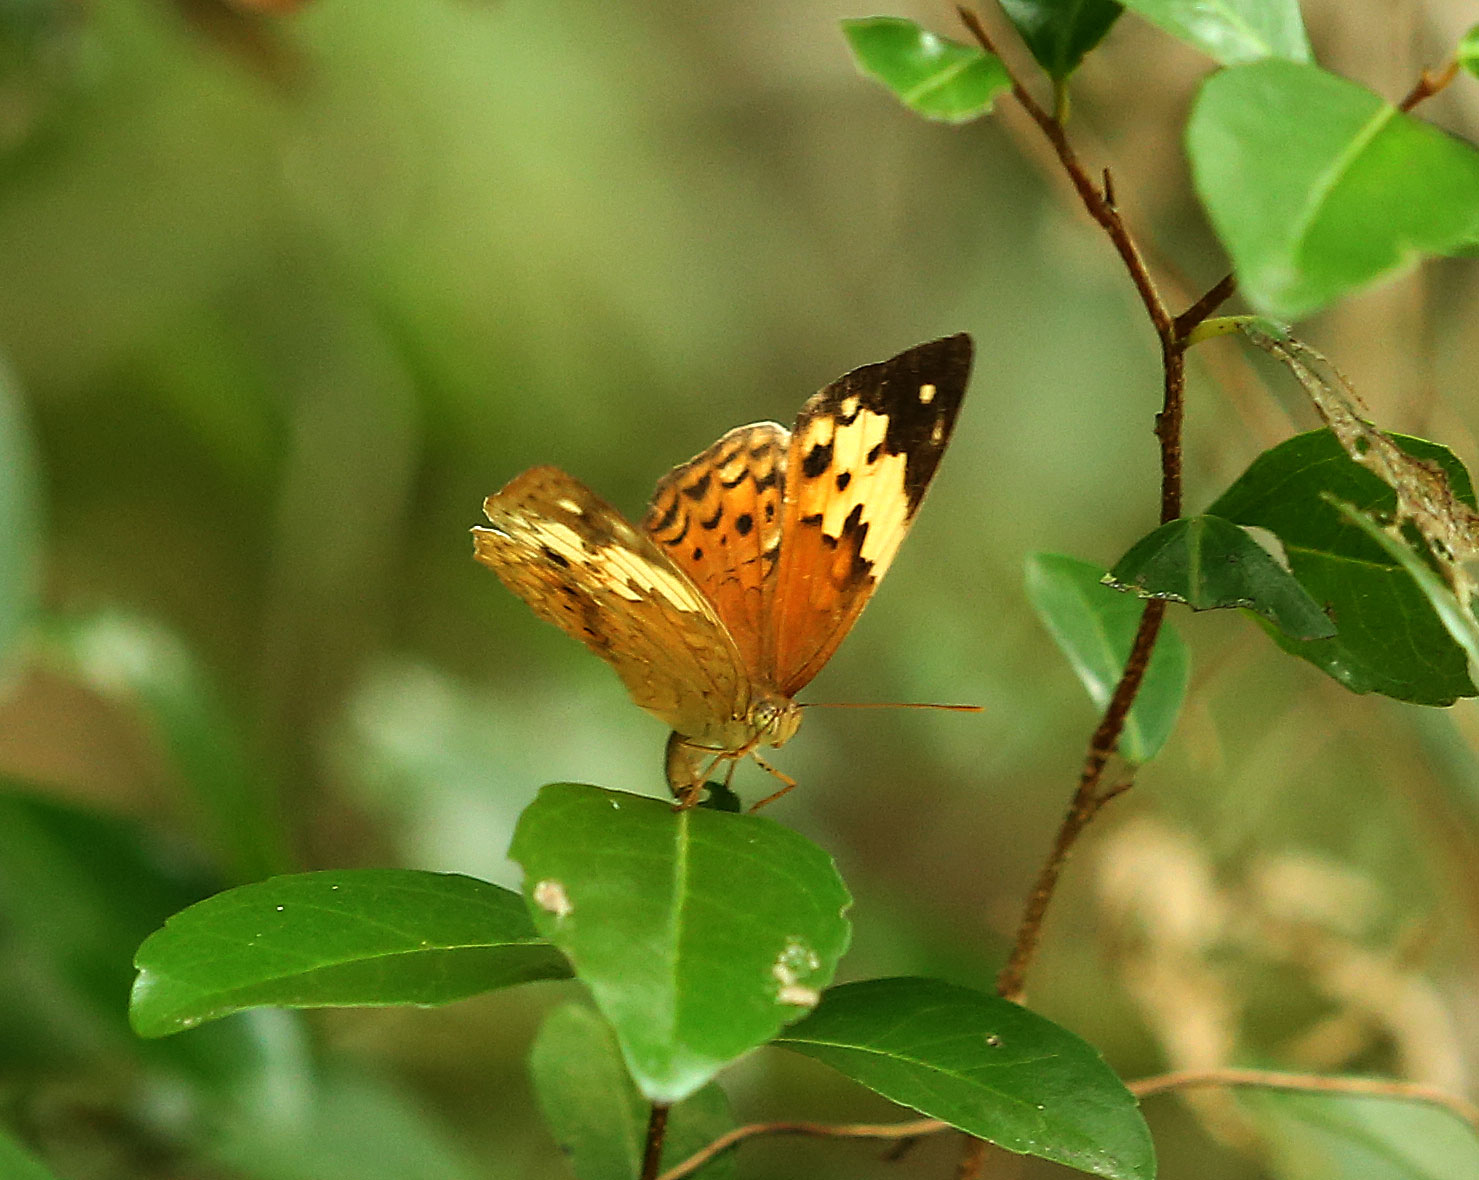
top-left (1, 1), bottom-right (1477, 1177)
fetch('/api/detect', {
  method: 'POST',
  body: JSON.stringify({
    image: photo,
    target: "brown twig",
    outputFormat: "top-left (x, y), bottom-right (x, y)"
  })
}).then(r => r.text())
top-left (641, 1104), bottom-right (670, 1180)
top-left (654, 1117), bottom-right (948, 1180)
top-left (955, 6), bottom-right (1182, 1010)
top-left (1131, 1067), bottom-right (1479, 1134)
top-left (1399, 59), bottom-right (1460, 113)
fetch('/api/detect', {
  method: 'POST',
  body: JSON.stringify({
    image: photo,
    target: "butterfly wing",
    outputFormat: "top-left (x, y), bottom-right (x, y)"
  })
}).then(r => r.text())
top-left (642, 422), bottom-right (789, 676)
top-left (473, 466), bottom-right (753, 740)
top-left (764, 334), bottom-right (973, 696)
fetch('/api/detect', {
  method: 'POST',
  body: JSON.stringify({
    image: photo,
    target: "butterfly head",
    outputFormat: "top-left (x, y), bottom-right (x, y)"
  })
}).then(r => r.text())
top-left (749, 692), bottom-right (801, 749)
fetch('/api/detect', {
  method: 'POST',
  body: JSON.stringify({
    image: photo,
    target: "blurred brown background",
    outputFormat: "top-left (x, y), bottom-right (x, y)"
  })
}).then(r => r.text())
top-left (0, 1), bottom-right (1477, 1177)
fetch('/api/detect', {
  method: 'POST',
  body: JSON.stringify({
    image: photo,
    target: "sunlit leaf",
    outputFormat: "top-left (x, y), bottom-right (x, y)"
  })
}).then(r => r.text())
top-left (530, 1004), bottom-right (734, 1180)
top-left (842, 17), bottom-right (1011, 123)
top-left (130, 869), bottom-right (569, 1037)
top-left (1189, 60), bottom-right (1479, 318)
top-left (1458, 24), bottom-right (1479, 78)
top-left (998, 0), bottom-right (1123, 80)
top-left (1208, 430), bottom-right (1477, 704)
top-left (1119, 0), bottom-right (1310, 64)
top-left (776, 977), bottom-right (1154, 1180)
top-left (1024, 553), bottom-right (1189, 763)
top-left (510, 783), bottom-right (851, 1104)
top-left (1240, 1088), bottom-right (1479, 1180)
top-left (1106, 515), bottom-right (1335, 639)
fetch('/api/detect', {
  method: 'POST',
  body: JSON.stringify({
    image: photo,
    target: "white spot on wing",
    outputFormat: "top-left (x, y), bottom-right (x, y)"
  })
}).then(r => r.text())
top-left (919, 383), bottom-right (936, 404)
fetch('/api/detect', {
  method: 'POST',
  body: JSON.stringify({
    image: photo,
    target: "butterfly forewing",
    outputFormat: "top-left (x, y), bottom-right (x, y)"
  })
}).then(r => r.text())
top-left (473, 466), bottom-right (753, 739)
top-left (642, 422), bottom-right (789, 676)
top-left (764, 334), bottom-right (973, 695)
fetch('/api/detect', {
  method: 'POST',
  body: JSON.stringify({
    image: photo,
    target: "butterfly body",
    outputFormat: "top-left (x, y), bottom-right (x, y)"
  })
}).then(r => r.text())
top-left (473, 334), bottom-right (973, 802)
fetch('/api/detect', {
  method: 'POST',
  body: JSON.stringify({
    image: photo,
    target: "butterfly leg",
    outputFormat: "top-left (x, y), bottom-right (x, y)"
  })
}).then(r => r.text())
top-left (746, 752), bottom-right (798, 811)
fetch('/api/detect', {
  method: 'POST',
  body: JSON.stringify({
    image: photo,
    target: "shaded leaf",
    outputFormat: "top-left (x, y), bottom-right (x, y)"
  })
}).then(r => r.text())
top-left (1189, 60), bottom-right (1479, 318)
top-left (1209, 430), bottom-right (1477, 704)
top-left (999, 0), bottom-right (1123, 80)
top-left (131, 869), bottom-right (569, 1037)
top-left (1105, 514), bottom-right (1335, 639)
top-left (0, 1123), bottom-right (62, 1180)
top-left (43, 611), bottom-right (291, 882)
top-left (842, 17), bottom-right (1011, 123)
top-left (1330, 498), bottom-right (1479, 673)
top-left (509, 783), bottom-right (851, 1104)
top-left (1119, 0), bottom-right (1309, 65)
top-left (1239, 1088), bottom-right (1479, 1180)
top-left (530, 1003), bottom-right (734, 1180)
top-left (1024, 553), bottom-right (1189, 763)
top-left (775, 977), bottom-right (1154, 1180)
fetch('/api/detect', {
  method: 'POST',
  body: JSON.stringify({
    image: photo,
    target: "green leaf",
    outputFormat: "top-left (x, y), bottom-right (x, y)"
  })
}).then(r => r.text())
top-left (42, 611), bottom-right (291, 882)
top-left (1105, 515), bottom-right (1336, 640)
top-left (998, 0), bottom-right (1123, 80)
top-left (1329, 498), bottom-right (1479, 673)
top-left (0, 358), bottom-right (40, 675)
top-left (130, 869), bottom-right (570, 1037)
top-left (775, 977), bottom-right (1154, 1180)
top-left (0, 1124), bottom-right (62, 1180)
top-left (530, 1004), bottom-right (734, 1180)
top-left (1239, 1089), bottom-right (1479, 1180)
top-left (1208, 429), bottom-right (1477, 704)
top-left (509, 783), bottom-right (851, 1104)
top-left (842, 17), bottom-right (1012, 123)
top-left (1024, 553), bottom-right (1189, 763)
top-left (1119, 0), bottom-right (1310, 65)
top-left (1188, 59), bottom-right (1479, 319)
top-left (1458, 24), bottom-right (1479, 78)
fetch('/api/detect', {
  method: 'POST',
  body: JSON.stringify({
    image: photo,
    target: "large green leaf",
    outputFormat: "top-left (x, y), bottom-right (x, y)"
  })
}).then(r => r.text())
top-left (998, 0), bottom-right (1123, 80)
top-left (43, 611), bottom-right (291, 882)
top-left (1188, 60), bottom-right (1479, 318)
top-left (1024, 553), bottom-right (1189, 763)
top-left (842, 17), bottom-right (1011, 123)
top-left (1106, 515), bottom-right (1335, 639)
top-left (1208, 430), bottom-right (1477, 704)
top-left (130, 869), bottom-right (569, 1037)
top-left (1119, 0), bottom-right (1309, 65)
top-left (530, 1003), bottom-right (734, 1180)
top-left (1331, 498), bottom-right (1479, 672)
top-left (509, 783), bottom-right (851, 1104)
top-left (0, 1124), bottom-right (62, 1180)
top-left (1240, 1089), bottom-right (1479, 1180)
top-left (775, 977), bottom-right (1154, 1180)
top-left (0, 358), bottom-right (39, 675)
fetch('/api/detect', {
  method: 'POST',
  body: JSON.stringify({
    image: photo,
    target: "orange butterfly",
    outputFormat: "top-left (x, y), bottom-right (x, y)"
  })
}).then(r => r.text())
top-left (473, 334), bottom-right (973, 805)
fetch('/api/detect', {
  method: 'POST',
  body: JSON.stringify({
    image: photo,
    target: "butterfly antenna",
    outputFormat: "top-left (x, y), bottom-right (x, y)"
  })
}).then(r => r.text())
top-left (800, 701), bottom-right (983, 712)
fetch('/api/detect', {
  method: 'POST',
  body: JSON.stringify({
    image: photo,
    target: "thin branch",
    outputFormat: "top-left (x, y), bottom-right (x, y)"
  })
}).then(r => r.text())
top-left (655, 1117), bottom-right (948, 1180)
top-left (1399, 59), bottom-right (1460, 113)
top-left (996, 599), bottom-right (1167, 1002)
top-left (957, 7), bottom-right (1174, 339)
top-left (641, 1104), bottom-right (670, 1180)
top-left (1131, 1067), bottom-right (1479, 1134)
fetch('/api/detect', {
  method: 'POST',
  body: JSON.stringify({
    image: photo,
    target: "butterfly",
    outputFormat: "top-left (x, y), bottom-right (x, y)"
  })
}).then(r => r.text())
top-left (472, 334), bottom-right (974, 806)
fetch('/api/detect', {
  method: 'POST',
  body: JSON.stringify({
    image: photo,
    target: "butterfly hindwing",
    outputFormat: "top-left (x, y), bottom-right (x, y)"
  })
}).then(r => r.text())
top-left (642, 422), bottom-right (789, 676)
top-left (764, 334), bottom-right (973, 695)
top-left (473, 466), bottom-right (752, 738)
